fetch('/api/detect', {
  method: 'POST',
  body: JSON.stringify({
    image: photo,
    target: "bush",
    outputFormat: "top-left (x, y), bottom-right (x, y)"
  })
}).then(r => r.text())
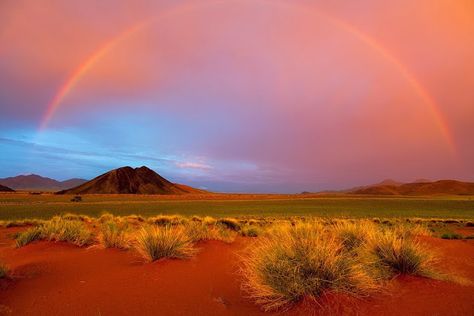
top-left (241, 223), bottom-right (379, 311)
top-left (134, 226), bottom-right (196, 262)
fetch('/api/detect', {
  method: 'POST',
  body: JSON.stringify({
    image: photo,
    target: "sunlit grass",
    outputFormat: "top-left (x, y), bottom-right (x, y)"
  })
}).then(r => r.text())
top-left (98, 221), bottom-right (131, 249)
top-left (241, 222), bottom-right (380, 311)
top-left (134, 226), bottom-right (196, 262)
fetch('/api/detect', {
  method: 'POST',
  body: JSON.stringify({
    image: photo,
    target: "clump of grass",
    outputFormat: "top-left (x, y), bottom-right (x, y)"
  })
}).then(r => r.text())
top-left (98, 221), bottom-right (130, 249)
top-left (134, 226), bottom-right (196, 262)
top-left (15, 227), bottom-right (42, 247)
top-left (16, 217), bottom-right (93, 247)
top-left (0, 263), bottom-right (9, 279)
top-left (440, 233), bottom-right (463, 240)
top-left (364, 230), bottom-right (437, 277)
top-left (148, 215), bottom-right (188, 226)
top-left (184, 222), bottom-right (237, 243)
top-left (241, 225), bottom-right (261, 237)
top-left (40, 217), bottom-right (93, 246)
top-left (217, 218), bottom-right (241, 231)
top-left (333, 220), bottom-right (378, 250)
top-left (98, 212), bottom-right (115, 223)
top-left (241, 223), bottom-right (379, 311)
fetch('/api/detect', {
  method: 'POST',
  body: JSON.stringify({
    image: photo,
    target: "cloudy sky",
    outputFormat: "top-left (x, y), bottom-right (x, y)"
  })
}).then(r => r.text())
top-left (1, 0), bottom-right (473, 192)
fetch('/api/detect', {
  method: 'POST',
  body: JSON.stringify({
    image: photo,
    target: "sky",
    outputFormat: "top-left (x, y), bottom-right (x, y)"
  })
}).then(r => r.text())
top-left (1, 0), bottom-right (473, 193)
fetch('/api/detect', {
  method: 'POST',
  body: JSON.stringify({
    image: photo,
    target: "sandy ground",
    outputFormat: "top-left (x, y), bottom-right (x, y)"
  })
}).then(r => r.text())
top-left (0, 227), bottom-right (473, 316)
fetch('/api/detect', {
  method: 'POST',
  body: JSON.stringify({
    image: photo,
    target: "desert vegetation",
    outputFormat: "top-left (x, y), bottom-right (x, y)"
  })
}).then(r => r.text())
top-left (0, 263), bottom-right (8, 279)
top-left (4, 213), bottom-right (469, 312)
top-left (240, 220), bottom-right (441, 310)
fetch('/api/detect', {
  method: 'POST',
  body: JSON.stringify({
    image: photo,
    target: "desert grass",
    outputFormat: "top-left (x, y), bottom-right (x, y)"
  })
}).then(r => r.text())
top-left (216, 218), bottom-right (241, 231)
top-left (241, 222), bottom-right (380, 311)
top-left (240, 224), bottom-right (262, 237)
top-left (134, 226), bottom-right (196, 262)
top-left (184, 221), bottom-right (237, 243)
top-left (0, 263), bottom-right (9, 279)
top-left (147, 215), bottom-right (188, 226)
top-left (16, 217), bottom-right (92, 247)
top-left (40, 217), bottom-right (92, 246)
top-left (15, 226), bottom-right (42, 247)
top-left (98, 221), bottom-right (131, 249)
top-left (332, 220), bottom-right (378, 250)
top-left (362, 230), bottom-right (437, 278)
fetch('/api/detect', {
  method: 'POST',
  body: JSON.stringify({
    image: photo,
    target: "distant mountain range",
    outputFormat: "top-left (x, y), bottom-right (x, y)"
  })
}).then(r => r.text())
top-left (0, 184), bottom-right (14, 192)
top-left (350, 179), bottom-right (474, 195)
top-left (0, 174), bottom-right (87, 191)
top-left (58, 166), bottom-right (207, 195)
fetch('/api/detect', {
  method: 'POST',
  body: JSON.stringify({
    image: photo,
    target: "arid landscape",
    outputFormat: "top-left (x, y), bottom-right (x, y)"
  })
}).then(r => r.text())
top-left (2, 0), bottom-right (474, 315)
top-left (0, 167), bottom-right (473, 315)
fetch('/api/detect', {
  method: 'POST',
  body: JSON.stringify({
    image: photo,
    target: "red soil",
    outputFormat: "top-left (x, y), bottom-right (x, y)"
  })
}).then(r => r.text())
top-left (1, 228), bottom-right (473, 316)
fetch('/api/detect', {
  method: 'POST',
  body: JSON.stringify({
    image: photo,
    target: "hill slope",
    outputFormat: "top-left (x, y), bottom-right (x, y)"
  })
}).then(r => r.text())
top-left (57, 166), bottom-right (206, 195)
top-left (353, 180), bottom-right (474, 195)
top-left (0, 184), bottom-right (14, 192)
top-left (0, 174), bottom-right (87, 191)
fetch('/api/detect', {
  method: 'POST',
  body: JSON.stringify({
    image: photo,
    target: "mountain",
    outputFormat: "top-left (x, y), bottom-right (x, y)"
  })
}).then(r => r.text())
top-left (0, 174), bottom-right (88, 191)
top-left (0, 184), bottom-right (14, 192)
top-left (57, 166), bottom-right (207, 195)
top-left (352, 180), bottom-right (474, 195)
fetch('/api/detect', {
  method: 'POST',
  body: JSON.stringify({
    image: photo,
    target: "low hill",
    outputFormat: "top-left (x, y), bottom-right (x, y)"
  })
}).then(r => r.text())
top-left (57, 166), bottom-right (207, 195)
top-left (0, 184), bottom-right (14, 192)
top-left (353, 180), bottom-right (474, 195)
top-left (0, 174), bottom-right (88, 191)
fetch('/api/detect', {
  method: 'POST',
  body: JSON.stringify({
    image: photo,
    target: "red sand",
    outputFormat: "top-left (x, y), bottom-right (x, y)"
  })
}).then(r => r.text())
top-left (1, 228), bottom-right (473, 315)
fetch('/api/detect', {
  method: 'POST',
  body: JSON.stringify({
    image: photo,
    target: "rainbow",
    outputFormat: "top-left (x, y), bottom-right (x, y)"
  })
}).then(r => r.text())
top-left (38, 0), bottom-right (456, 155)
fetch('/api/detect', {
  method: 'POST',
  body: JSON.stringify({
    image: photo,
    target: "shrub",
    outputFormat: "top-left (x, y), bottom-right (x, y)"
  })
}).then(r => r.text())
top-left (364, 230), bottom-right (437, 277)
top-left (241, 223), bottom-right (379, 311)
top-left (15, 227), bottom-right (42, 247)
top-left (98, 221), bottom-right (130, 249)
top-left (134, 226), bottom-right (196, 262)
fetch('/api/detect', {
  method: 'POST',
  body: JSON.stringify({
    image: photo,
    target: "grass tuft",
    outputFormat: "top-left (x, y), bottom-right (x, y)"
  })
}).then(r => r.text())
top-left (0, 263), bottom-right (9, 279)
top-left (241, 223), bottom-right (379, 311)
top-left (217, 218), bottom-right (241, 231)
top-left (134, 226), bottom-right (196, 262)
top-left (98, 221), bottom-right (130, 249)
top-left (15, 227), bottom-right (42, 247)
top-left (364, 230), bottom-right (437, 277)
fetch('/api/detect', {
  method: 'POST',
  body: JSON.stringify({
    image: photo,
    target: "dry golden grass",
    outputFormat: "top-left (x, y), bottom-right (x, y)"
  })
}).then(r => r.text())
top-left (134, 226), bottom-right (196, 262)
top-left (241, 222), bottom-right (380, 311)
top-left (184, 221), bottom-right (237, 243)
top-left (241, 220), bottom-right (442, 311)
top-left (16, 216), bottom-right (92, 247)
top-left (98, 221), bottom-right (131, 249)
